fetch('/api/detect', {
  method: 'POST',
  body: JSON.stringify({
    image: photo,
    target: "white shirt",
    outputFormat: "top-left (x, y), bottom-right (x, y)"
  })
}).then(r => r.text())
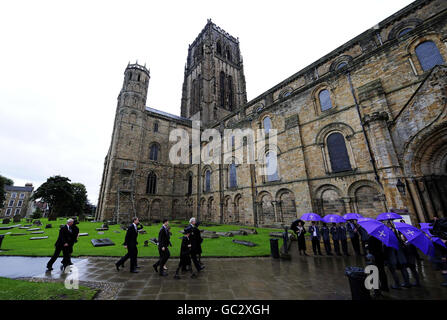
top-left (133, 223), bottom-right (137, 231)
top-left (312, 227), bottom-right (317, 237)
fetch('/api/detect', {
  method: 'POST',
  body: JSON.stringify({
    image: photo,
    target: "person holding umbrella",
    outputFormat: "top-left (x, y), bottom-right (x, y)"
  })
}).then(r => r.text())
top-left (347, 220), bottom-right (361, 256)
top-left (338, 222), bottom-right (349, 256)
top-left (308, 221), bottom-right (322, 256)
top-left (358, 223), bottom-right (370, 256)
top-left (330, 223), bottom-right (341, 256)
top-left (400, 233), bottom-right (421, 287)
top-left (291, 219), bottom-right (307, 255)
top-left (321, 222), bottom-right (332, 256)
top-left (366, 235), bottom-right (389, 294)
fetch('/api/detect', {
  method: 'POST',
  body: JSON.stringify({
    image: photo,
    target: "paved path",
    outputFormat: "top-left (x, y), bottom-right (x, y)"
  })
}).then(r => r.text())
top-left (1, 251), bottom-right (446, 300)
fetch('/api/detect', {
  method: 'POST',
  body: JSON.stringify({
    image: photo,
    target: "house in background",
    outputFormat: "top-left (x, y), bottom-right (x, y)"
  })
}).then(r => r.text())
top-left (0, 183), bottom-right (34, 218)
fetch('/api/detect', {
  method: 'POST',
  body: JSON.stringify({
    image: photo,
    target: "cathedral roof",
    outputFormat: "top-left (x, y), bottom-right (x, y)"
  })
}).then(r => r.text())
top-left (145, 106), bottom-right (191, 123)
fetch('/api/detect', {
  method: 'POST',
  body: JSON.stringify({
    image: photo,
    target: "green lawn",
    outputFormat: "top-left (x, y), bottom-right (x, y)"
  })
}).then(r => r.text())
top-left (0, 218), bottom-right (286, 257)
top-left (0, 277), bottom-right (97, 300)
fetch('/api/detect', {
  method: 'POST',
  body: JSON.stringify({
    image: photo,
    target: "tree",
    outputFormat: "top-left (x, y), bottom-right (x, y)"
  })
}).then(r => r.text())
top-left (0, 175), bottom-right (13, 209)
top-left (70, 183), bottom-right (88, 216)
top-left (31, 176), bottom-right (74, 219)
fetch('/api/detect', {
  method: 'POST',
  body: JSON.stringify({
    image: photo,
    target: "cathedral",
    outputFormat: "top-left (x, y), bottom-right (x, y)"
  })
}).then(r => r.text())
top-left (96, 0), bottom-right (447, 227)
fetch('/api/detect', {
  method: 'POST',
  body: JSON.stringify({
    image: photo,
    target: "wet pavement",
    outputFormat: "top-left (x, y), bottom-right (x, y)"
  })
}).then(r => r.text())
top-left (1, 249), bottom-right (447, 300)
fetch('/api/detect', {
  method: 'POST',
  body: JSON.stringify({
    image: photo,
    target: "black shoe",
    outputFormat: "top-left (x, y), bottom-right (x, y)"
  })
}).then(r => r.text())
top-left (136, 266), bottom-right (141, 269)
top-left (160, 271), bottom-right (168, 276)
top-left (130, 270), bottom-right (139, 273)
top-left (411, 282), bottom-right (421, 287)
top-left (153, 264), bottom-right (158, 273)
top-left (115, 262), bottom-right (120, 271)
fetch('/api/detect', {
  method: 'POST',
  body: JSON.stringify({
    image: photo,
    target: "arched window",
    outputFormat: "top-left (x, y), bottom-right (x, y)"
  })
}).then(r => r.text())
top-left (220, 71), bottom-right (225, 108)
top-left (137, 74), bottom-right (141, 81)
top-left (229, 163), bottom-right (237, 188)
top-left (398, 28), bottom-right (412, 37)
top-left (154, 122), bottom-right (159, 133)
top-left (415, 41), bottom-right (444, 71)
top-left (266, 151), bottom-right (279, 182)
top-left (327, 133), bottom-right (351, 172)
top-left (205, 170), bottom-right (211, 192)
top-left (336, 62), bottom-right (347, 70)
top-left (263, 116), bottom-right (272, 135)
top-left (228, 75), bottom-right (233, 110)
top-left (146, 172), bottom-right (157, 194)
top-left (191, 79), bottom-right (197, 113)
top-left (226, 47), bottom-right (232, 61)
top-left (187, 174), bottom-right (193, 195)
top-left (128, 72), bottom-right (132, 81)
top-left (149, 144), bottom-right (159, 161)
top-left (216, 41), bottom-right (222, 55)
top-left (319, 89), bottom-right (333, 111)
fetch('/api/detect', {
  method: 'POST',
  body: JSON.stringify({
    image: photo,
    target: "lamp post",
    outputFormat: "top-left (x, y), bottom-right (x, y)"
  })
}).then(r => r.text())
top-left (396, 178), bottom-right (406, 195)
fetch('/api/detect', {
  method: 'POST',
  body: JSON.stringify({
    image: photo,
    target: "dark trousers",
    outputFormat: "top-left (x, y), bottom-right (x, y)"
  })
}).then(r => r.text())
top-left (333, 239), bottom-right (341, 255)
top-left (190, 253), bottom-right (202, 271)
top-left (361, 240), bottom-right (368, 255)
top-left (116, 245), bottom-right (138, 271)
top-left (388, 264), bottom-right (410, 286)
top-left (155, 247), bottom-right (170, 273)
top-left (377, 262), bottom-right (389, 292)
top-left (311, 238), bottom-right (322, 255)
top-left (323, 240), bottom-right (332, 255)
top-left (350, 235), bottom-right (361, 255)
top-left (341, 239), bottom-right (349, 255)
top-left (47, 245), bottom-right (72, 269)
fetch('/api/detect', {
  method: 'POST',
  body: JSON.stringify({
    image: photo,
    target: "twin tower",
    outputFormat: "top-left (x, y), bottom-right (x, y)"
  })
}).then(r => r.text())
top-left (120, 19), bottom-right (248, 127)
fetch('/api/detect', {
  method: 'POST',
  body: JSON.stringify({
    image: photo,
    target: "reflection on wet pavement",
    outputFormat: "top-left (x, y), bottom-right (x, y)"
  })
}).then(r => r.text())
top-left (1, 252), bottom-right (446, 300)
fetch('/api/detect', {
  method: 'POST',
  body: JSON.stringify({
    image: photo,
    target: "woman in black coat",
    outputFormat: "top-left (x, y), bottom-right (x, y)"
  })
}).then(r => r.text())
top-left (296, 221), bottom-right (307, 255)
top-left (400, 235), bottom-right (421, 287)
top-left (384, 222), bottom-right (411, 289)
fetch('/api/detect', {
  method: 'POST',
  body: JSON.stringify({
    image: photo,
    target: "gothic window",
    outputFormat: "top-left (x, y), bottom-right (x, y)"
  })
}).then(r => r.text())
top-left (226, 47), bottom-right (232, 61)
top-left (220, 71), bottom-right (225, 108)
top-left (319, 89), bottom-right (333, 111)
top-left (195, 74), bottom-right (201, 111)
top-left (336, 62), bottom-right (347, 70)
top-left (327, 133), bottom-right (351, 172)
top-left (229, 163), bottom-right (237, 188)
top-left (191, 79), bottom-right (197, 113)
top-left (146, 172), bottom-right (157, 194)
top-left (415, 41), bottom-right (444, 71)
top-left (263, 116), bottom-right (272, 135)
top-left (128, 72), bottom-right (132, 81)
top-left (205, 170), bottom-right (211, 192)
top-left (216, 41), bottom-right (222, 55)
top-left (398, 28), bottom-right (412, 37)
top-left (187, 173), bottom-right (193, 195)
top-left (228, 75), bottom-right (233, 110)
top-left (266, 151), bottom-right (279, 182)
top-left (137, 74), bottom-right (141, 81)
top-left (149, 143), bottom-right (159, 161)
top-left (154, 122), bottom-right (159, 132)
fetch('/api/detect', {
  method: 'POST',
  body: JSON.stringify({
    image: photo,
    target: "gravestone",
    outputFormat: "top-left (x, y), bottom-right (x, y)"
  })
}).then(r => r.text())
top-left (240, 228), bottom-right (258, 235)
top-left (91, 238), bottom-right (115, 247)
top-left (144, 240), bottom-right (149, 247)
top-left (2, 218), bottom-right (10, 224)
top-left (26, 218), bottom-right (33, 223)
top-left (232, 239), bottom-right (257, 247)
top-left (19, 227), bottom-right (30, 229)
top-left (201, 229), bottom-right (216, 234)
top-left (28, 228), bottom-right (41, 231)
top-left (201, 232), bottom-right (219, 239)
top-left (10, 233), bottom-right (27, 236)
top-left (0, 226), bottom-right (13, 230)
top-left (216, 232), bottom-right (234, 237)
top-left (24, 224), bottom-right (32, 227)
top-left (45, 224), bottom-right (52, 229)
top-left (31, 231), bottom-right (45, 234)
top-left (270, 232), bottom-right (284, 238)
top-left (33, 220), bottom-right (42, 226)
top-left (101, 223), bottom-right (109, 229)
top-left (113, 230), bottom-right (120, 234)
top-left (138, 230), bottom-right (147, 235)
top-left (78, 233), bottom-right (89, 236)
top-left (98, 232), bottom-right (104, 235)
top-left (96, 228), bottom-right (108, 231)
top-left (30, 236), bottom-right (49, 240)
top-left (120, 225), bottom-right (127, 231)
top-left (149, 238), bottom-right (158, 245)
top-left (229, 230), bottom-right (248, 236)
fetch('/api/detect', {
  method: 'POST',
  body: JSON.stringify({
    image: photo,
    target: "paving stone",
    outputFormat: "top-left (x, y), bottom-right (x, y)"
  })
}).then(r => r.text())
top-left (157, 293), bottom-right (187, 300)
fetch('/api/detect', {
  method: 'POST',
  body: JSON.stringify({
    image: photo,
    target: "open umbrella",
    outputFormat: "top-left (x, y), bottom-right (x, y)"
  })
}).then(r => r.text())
top-left (322, 214), bottom-right (345, 223)
top-left (357, 217), bottom-right (374, 223)
top-left (394, 222), bottom-right (435, 257)
top-left (343, 213), bottom-right (363, 220)
top-left (357, 219), bottom-right (399, 249)
top-left (300, 213), bottom-right (322, 222)
top-left (419, 223), bottom-right (432, 234)
top-left (376, 212), bottom-right (403, 221)
top-left (420, 228), bottom-right (446, 249)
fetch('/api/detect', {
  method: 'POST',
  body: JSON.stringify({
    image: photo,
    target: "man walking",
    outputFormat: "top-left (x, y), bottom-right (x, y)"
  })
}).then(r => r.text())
top-left (189, 217), bottom-right (204, 271)
top-left (153, 219), bottom-right (171, 276)
top-left (174, 226), bottom-right (199, 279)
top-left (308, 221), bottom-right (322, 256)
top-left (46, 218), bottom-right (75, 271)
top-left (321, 223), bottom-right (332, 256)
top-left (115, 217), bottom-right (140, 273)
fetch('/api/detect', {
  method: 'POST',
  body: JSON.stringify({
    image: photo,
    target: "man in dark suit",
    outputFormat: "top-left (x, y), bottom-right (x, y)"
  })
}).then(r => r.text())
top-left (321, 223), bottom-right (332, 256)
top-left (46, 218), bottom-right (75, 271)
top-left (330, 223), bottom-right (341, 256)
top-left (153, 219), bottom-right (171, 276)
top-left (115, 217), bottom-right (140, 273)
top-left (338, 222), bottom-right (350, 256)
top-left (347, 220), bottom-right (361, 255)
top-left (174, 226), bottom-right (198, 279)
top-left (189, 217), bottom-right (205, 271)
top-left (308, 221), bottom-right (322, 255)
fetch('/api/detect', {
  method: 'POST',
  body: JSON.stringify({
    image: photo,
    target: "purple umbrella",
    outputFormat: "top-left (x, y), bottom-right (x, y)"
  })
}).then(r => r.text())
top-left (419, 223), bottom-right (432, 234)
top-left (357, 219), bottom-right (399, 249)
top-left (421, 228), bottom-right (446, 249)
top-left (357, 217), bottom-right (374, 223)
top-left (343, 213), bottom-right (363, 220)
top-left (322, 214), bottom-right (345, 223)
top-left (300, 213), bottom-right (322, 222)
top-left (394, 222), bottom-right (435, 257)
top-left (376, 212), bottom-right (403, 221)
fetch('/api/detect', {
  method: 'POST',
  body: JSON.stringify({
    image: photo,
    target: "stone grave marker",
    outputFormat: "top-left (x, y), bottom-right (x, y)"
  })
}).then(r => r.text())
top-left (0, 226), bottom-right (14, 230)
top-left (113, 230), bottom-right (120, 234)
top-left (33, 220), bottom-right (42, 226)
top-left (216, 231), bottom-right (234, 237)
top-left (10, 233), bottom-right (27, 236)
top-left (149, 238), bottom-right (158, 245)
top-left (24, 224), bottom-right (32, 227)
top-left (96, 228), bottom-right (108, 231)
top-left (98, 231), bottom-right (104, 235)
top-left (202, 232), bottom-right (219, 239)
top-left (91, 238), bottom-right (115, 247)
top-left (232, 239), bottom-right (257, 247)
top-left (229, 230), bottom-right (248, 236)
top-left (19, 227), bottom-right (30, 229)
top-left (240, 228), bottom-right (258, 234)
top-left (31, 231), bottom-right (45, 234)
top-left (138, 229), bottom-right (147, 234)
top-left (30, 236), bottom-right (49, 240)
top-left (78, 233), bottom-right (89, 236)
top-left (45, 224), bottom-right (52, 229)
top-left (28, 228), bottom-right (41, 231)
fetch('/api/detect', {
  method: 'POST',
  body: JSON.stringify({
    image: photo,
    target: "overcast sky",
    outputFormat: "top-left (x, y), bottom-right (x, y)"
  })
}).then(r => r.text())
top-left (0, 0), bottom-right (414, 204)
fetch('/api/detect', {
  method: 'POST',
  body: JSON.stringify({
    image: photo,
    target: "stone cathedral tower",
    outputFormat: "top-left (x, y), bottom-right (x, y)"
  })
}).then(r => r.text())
top-left (180, 19), bottom-right (248, 127)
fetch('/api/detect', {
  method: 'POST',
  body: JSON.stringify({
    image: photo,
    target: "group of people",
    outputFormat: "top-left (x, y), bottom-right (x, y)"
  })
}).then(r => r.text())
top-left (291, 219), bottom-right (369, 257)
top-left (46, 218), bottom-right (80, 271)
top-left (115, 217), bottom-right (205, 279)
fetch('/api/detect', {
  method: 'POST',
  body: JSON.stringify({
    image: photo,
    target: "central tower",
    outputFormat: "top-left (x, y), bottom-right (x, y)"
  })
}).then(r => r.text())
top-left (180, 19), bottom-right (247, 127)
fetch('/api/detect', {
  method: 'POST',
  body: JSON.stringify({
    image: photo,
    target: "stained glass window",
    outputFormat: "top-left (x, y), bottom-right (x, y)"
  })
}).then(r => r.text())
top-left (415, 41), bottom-right (444, 71)
top-left (319, 89), bottom-right (333, 111)
top-left (327, 133), bottom-right (351, 172)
